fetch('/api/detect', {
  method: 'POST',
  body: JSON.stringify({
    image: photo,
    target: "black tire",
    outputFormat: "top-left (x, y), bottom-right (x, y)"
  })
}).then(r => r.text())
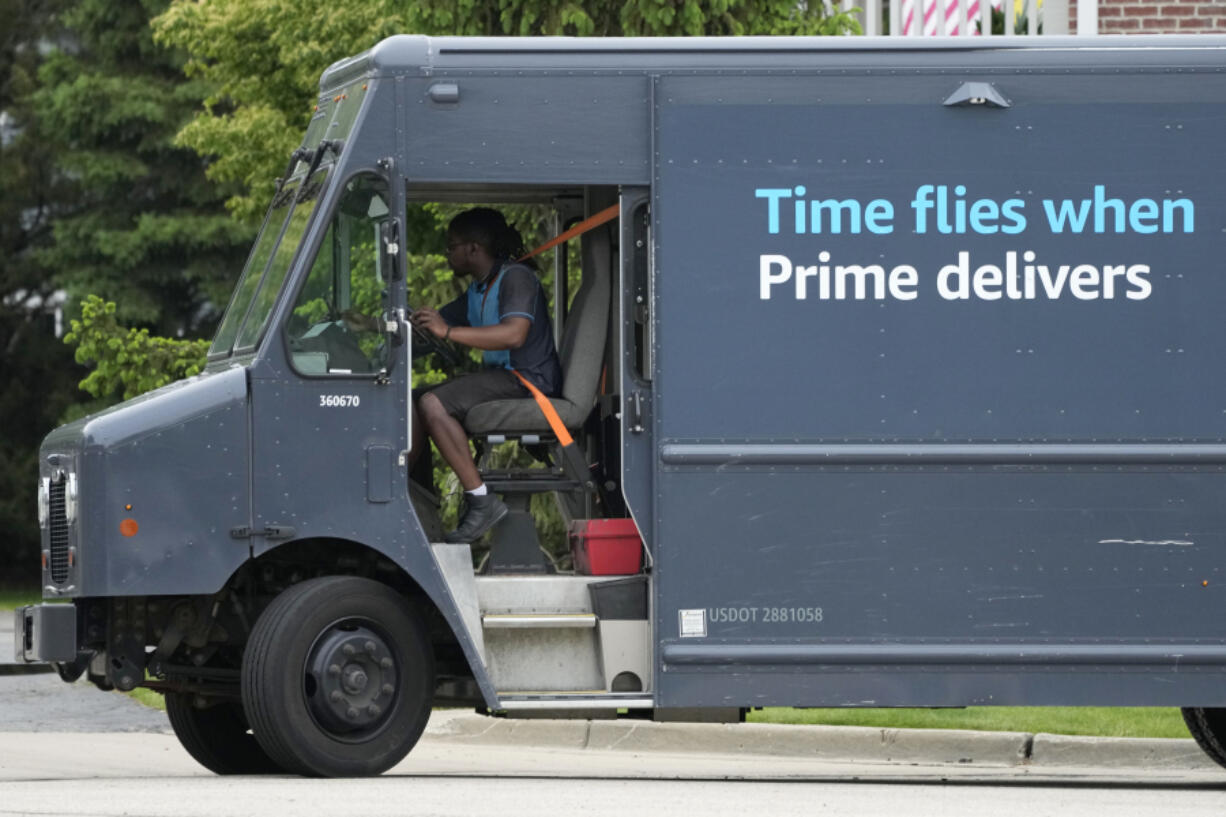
top-left (241, 576), bottom-right (435, 777)
top-left (1181, 707), bottom-right (1226, 770)
top-left (165, 691), bottom-right (286, 775)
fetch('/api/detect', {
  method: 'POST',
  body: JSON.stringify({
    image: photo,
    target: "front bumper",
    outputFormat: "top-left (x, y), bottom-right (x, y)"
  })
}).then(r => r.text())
top-left (13, 604), bottom-right (77, 663)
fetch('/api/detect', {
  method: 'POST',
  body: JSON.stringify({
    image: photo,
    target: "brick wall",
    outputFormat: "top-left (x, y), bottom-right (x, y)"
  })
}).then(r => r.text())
top-left (1069, 0), bottom-right (1226, 35)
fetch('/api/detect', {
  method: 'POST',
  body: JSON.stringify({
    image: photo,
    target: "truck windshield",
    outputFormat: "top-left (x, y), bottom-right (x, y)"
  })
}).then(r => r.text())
top-left (208, 179), bottom-right (304, 358)
top-left (233, 167), bottom-right (331, 352)
top-left (208, 80), bottom-right (370, 360)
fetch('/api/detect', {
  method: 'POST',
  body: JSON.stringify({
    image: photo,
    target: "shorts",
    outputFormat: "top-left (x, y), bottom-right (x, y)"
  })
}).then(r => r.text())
top-left (417, 369), bottom-right (529, 423)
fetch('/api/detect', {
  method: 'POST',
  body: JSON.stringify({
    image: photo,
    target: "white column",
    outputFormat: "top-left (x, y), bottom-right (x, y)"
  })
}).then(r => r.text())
top-left (849, 0), bottom-right (883, 36)
top-left (1078, 0), bottom-right (1099, 35)
top-left (1045, 0), bottom-right (1071, 34)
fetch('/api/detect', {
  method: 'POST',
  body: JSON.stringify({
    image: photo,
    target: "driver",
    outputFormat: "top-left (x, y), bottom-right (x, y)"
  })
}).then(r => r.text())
top-left (409, 208), bottom-right (563, 543)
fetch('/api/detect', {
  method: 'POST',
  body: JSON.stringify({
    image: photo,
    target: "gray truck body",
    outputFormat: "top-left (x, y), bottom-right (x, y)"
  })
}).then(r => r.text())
top-left (17, 35), bottom-right (1226, 760)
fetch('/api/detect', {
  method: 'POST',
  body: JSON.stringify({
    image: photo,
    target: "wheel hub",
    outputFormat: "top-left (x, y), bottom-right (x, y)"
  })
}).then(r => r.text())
top-left (342, 665), bottom-right (369, 694)
top-left (306, 624), bottom-right (398, 734)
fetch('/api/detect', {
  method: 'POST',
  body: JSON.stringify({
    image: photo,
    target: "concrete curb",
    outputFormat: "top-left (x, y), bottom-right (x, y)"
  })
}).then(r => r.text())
top-left (1029, 732), bottom-right (1215, 770)
top-left (425, 712), bottom-right (1220, 771)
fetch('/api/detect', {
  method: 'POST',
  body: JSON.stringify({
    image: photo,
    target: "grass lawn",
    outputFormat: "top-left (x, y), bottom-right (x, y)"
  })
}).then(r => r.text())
top-left (749, 706), bottom-right (1192, 739)
top-left (115, 695), bottom-right (1190, 738)
top-left (127, 688), bottom-right (167, 712)
top-left (0, 589), bottom-right (40, 611)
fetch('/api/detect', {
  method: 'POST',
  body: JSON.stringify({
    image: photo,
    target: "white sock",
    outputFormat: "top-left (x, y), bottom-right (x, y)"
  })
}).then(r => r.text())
top-left (467, 483), bottom-right (488, 496)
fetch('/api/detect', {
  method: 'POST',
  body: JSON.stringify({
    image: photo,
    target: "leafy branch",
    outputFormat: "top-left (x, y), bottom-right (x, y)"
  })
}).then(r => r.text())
top-left (64, 295), bottom-right (209, 401)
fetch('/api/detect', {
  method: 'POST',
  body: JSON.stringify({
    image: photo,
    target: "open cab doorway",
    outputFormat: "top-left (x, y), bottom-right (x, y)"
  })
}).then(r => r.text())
top-left (405, 185), bottom-right (656, 714)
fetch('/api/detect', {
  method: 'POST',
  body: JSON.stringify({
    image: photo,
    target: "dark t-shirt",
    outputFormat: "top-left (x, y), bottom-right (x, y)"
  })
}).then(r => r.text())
top-left (439, 261), bottom-right (563, 396)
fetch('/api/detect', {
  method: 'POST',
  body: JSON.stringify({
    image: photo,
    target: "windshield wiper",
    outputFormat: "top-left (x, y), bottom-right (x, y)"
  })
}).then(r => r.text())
top-left (268, 147), bottom-right (315, 209)
top-left (275, 147), bottom-right (313, 193)
top-left (294, 139), bottom-right (345, 204)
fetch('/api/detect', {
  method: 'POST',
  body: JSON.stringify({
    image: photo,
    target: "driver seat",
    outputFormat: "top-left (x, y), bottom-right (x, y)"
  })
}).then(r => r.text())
top-left (463, 220), bottom-right (611, 442)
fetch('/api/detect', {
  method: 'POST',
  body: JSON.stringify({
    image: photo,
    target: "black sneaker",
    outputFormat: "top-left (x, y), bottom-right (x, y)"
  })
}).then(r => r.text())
top-left (445, 493), bottom-right (509, 543)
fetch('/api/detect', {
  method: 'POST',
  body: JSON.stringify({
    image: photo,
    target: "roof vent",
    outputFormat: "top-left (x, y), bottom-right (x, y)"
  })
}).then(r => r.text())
top-left (943, 81), bottom-right (1010, 109)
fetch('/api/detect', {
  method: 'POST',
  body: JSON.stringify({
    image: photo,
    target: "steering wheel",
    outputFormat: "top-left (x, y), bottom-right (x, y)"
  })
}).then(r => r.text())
top-left (406, 306), bottom-right (462, 367)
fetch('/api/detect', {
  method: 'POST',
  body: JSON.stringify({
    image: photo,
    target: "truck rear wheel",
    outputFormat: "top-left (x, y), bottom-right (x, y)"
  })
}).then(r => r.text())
top-left (241, 576), bottom-right (435, 777)
top-left (1181, 708), bottom-right (1226, 769)
top-left (165, 692), bottom-right (285, 775)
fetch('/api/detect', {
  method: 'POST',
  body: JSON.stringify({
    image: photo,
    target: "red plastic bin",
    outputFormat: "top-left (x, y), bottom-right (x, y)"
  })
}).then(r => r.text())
top-left (569, 518), bottom-right (643, 575)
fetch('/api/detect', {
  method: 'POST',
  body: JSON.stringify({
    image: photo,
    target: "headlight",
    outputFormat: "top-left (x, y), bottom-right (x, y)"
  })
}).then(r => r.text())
top-left (64, 473), bottom-right (78, 524)
top-left (37, 478), bottom-right (49, 528)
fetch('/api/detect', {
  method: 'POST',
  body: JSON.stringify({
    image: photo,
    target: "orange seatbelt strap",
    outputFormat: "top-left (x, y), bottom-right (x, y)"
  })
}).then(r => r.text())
top-left (517, 203), bottom-right (620, 262)
top-left (511, 370), bottom-right (573, 447)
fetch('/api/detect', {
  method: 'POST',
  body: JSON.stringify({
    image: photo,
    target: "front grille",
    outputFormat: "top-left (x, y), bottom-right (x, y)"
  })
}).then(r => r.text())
top-left (48, 478), bottom-right (70, 583)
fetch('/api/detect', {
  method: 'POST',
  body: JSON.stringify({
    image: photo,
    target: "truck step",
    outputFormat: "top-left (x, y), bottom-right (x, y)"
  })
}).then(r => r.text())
top-left (482, 613), bottom-right (597, 629)
top-left (496, 691), bottom-right (654, 710)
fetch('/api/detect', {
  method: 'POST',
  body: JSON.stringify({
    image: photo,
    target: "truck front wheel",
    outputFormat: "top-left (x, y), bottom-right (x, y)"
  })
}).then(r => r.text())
top-left (1182, 708), bottom-right (1226, 769)
top-left (241, 576), bottom-right (435, 777)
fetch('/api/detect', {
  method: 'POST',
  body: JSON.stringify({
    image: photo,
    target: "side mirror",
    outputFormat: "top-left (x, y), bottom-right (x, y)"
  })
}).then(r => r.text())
top-left (380, 219), bottom-right (401, 281)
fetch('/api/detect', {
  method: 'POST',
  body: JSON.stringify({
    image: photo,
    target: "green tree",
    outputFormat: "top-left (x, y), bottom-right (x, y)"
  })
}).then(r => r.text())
top-left (0, 0), bottom-right (84, 588)
top-left (65, 295), bottom-right (208, 400)
top-left (34, 0), bottom-right (254, 337)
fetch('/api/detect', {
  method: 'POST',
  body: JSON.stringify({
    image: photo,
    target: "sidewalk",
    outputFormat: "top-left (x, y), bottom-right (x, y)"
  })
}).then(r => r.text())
top-left (425, 710), bottom-right (1218, 772)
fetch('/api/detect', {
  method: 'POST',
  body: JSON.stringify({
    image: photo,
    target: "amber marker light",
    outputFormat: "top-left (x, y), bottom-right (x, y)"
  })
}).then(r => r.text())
top-left (120, 519), bottom-right (139, 537)
top-left (1204, 581), bottom-right (1210, 588)
top-left (125, 504), bottom-right (132, 511)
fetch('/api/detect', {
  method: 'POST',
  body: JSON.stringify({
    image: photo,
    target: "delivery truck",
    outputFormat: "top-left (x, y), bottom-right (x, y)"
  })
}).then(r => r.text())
top-left (16, 33), bottom-right (1226, 777)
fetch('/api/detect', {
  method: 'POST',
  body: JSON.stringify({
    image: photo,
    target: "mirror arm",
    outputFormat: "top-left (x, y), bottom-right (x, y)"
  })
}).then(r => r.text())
top-left (377, 308), bottom-right (407, 381)
top-left (381, 219), bottom-right (402, 280)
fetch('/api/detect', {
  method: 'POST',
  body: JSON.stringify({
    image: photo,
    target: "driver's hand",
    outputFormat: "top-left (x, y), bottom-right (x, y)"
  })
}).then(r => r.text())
top-left (340, 309), bottom-right (377, 333)
top-left (409, 307), bottom-right (449, 339)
